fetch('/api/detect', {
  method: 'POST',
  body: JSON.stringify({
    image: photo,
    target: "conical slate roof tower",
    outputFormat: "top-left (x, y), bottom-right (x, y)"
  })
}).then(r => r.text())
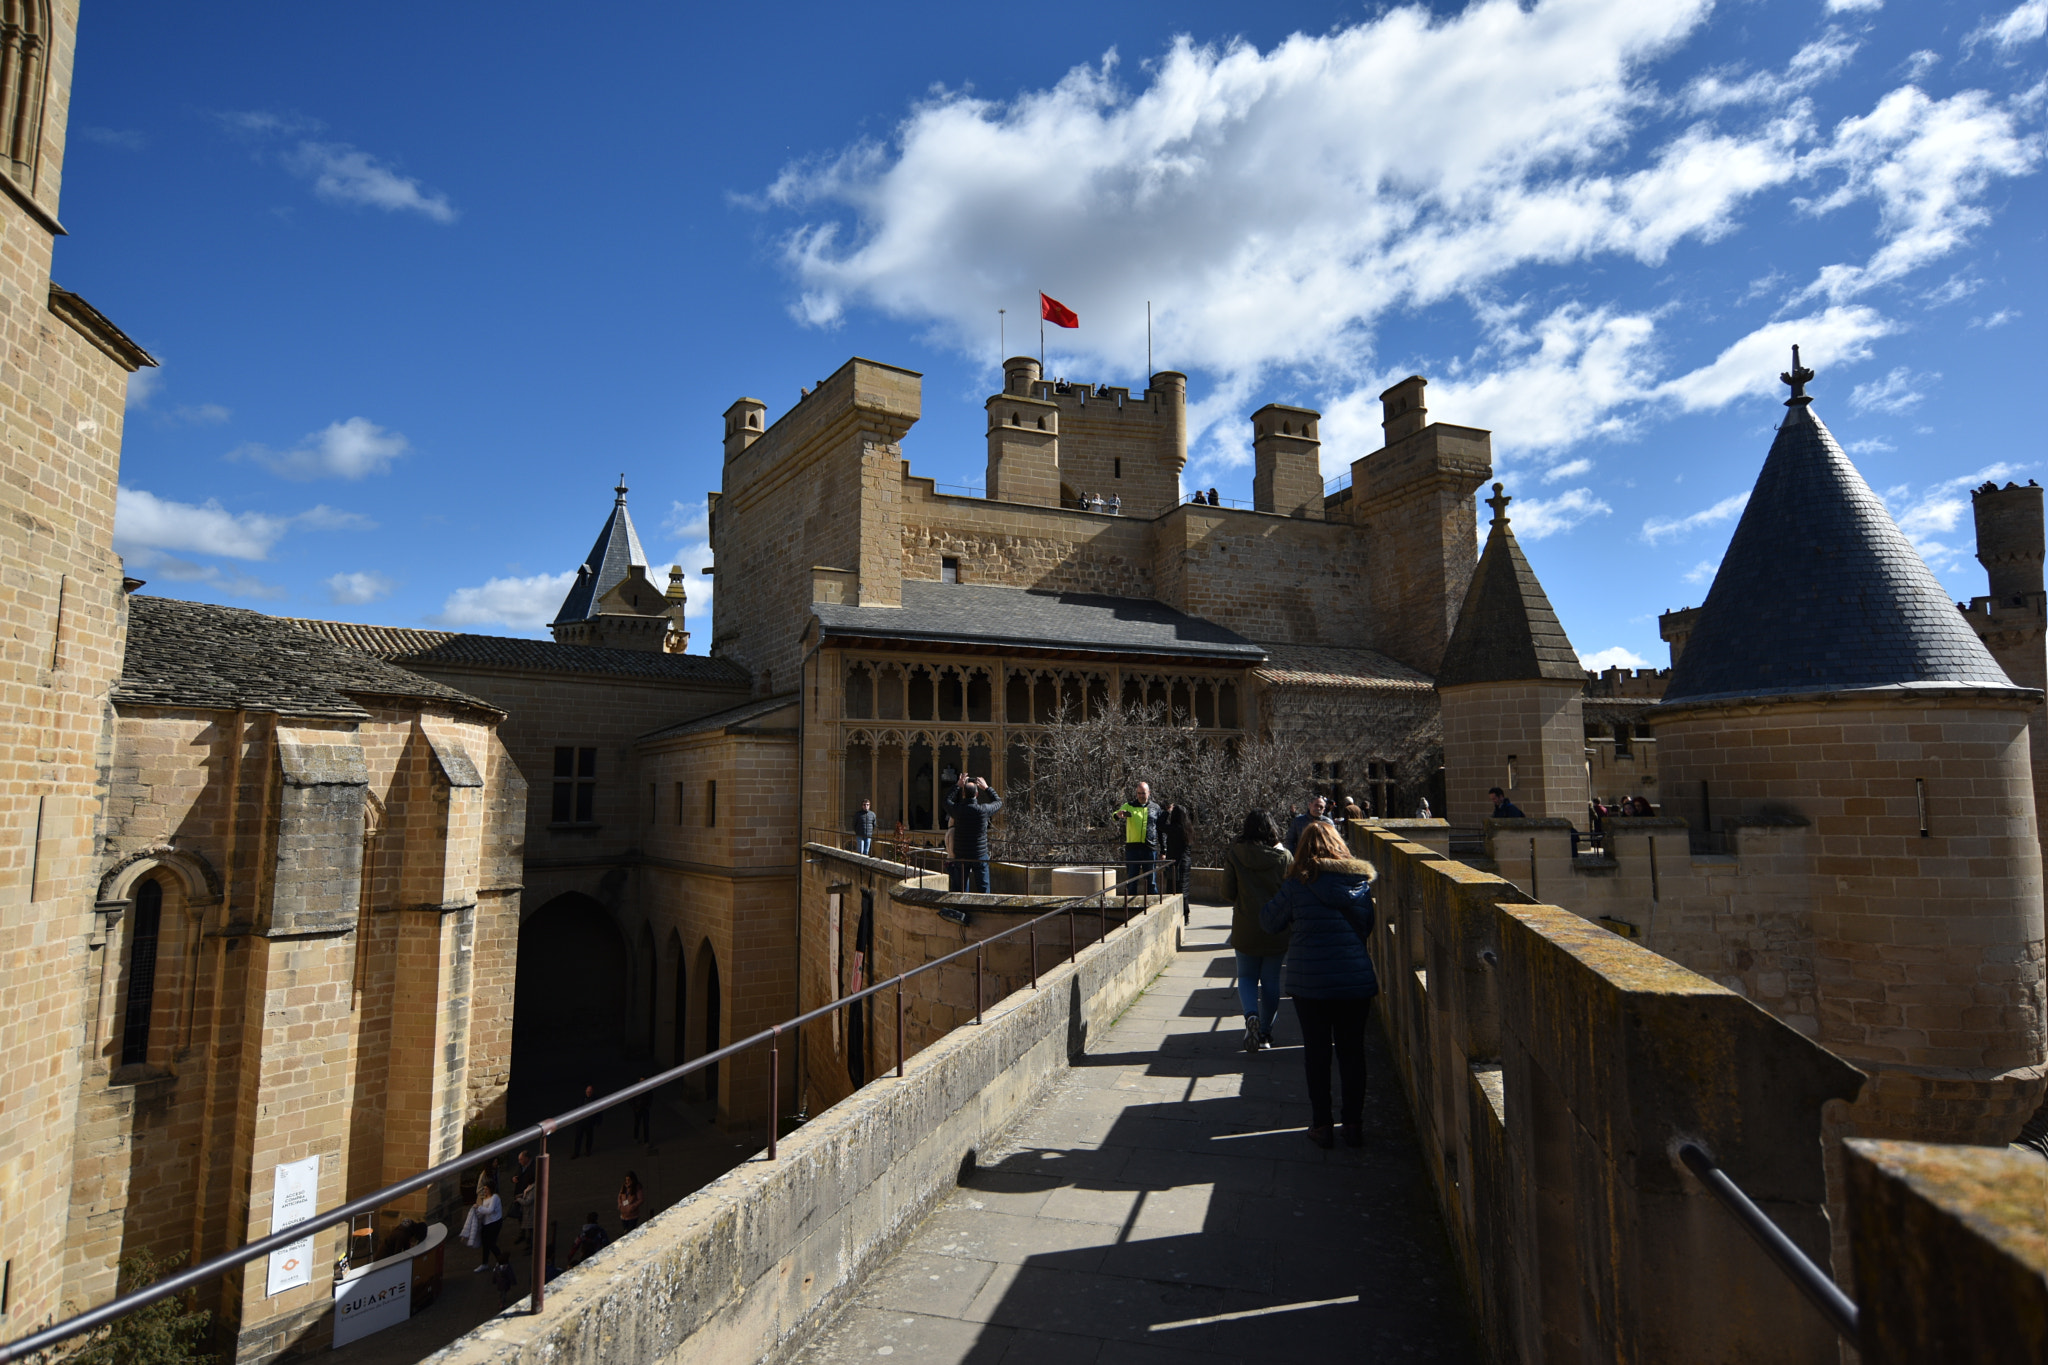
top-left (1438, 483), bottom-right (1585, 686)
top-left (552, 478), bottom-right (653, 627)
top-left (1663, 352), bottom-right (2011, 703)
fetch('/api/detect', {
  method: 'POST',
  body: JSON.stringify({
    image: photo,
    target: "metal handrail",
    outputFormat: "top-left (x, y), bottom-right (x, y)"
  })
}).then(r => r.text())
top-left (0, 859), bottom-right (1170, 1362)
top-left (1676, 1142), bottom-right (1859, 1341)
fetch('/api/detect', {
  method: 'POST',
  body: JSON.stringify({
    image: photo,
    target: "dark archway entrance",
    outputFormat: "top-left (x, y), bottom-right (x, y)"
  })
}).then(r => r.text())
top-left (702, 948), bottom-right (721, 1100)
top-left (672, 942), bottom-right (688, 1066)
top-left (508, 893), bottom-right (629, 1125)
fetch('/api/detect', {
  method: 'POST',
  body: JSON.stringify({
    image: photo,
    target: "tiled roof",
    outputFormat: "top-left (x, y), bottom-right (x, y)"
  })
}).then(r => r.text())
top-left (551, 484), bottom-right (652, 625)
top-left (283, 618), bottom-right (749, 685)
top-left (812, 580), bottom-right (1267, 661)
top-left (1254, 643), bottom-right (1434, 691)
top-left (1436, 489), bottom-right (1584, 685)
top-left (1663, 398), bottom-right (2015, 704)
top-left (641, 694), bottom-right (800, 742)
top-left (117, 597), bottom-right (499, 718)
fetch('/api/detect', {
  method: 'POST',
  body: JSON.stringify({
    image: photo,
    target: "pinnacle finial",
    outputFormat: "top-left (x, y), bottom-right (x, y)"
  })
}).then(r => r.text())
top-left (1780, 345), bottom-right (1815, 406)
top-left (615, 474), bottom-right (629, 503)
top-left (1486, 481), bottom-right (1512, 525)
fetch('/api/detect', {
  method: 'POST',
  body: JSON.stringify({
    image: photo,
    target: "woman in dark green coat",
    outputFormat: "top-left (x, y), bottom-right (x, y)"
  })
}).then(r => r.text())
top-left (1221, 809), bottom-right (1293, 1052)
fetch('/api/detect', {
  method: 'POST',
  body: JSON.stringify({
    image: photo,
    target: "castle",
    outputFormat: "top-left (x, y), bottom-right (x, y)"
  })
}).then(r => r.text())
top-left (5, 5), bottom-right (2044, 1360)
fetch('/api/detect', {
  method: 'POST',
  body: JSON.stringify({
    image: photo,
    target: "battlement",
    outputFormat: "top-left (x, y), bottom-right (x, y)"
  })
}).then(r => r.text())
top-left (1584, 665), bottom-right (1670, 698)
top-left (988, 356), bottom-right (1185, 512)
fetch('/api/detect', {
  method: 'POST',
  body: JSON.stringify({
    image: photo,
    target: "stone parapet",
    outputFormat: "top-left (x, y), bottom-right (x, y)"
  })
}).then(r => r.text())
top-left (1355, 823), bottom-right (1865, 1363)
top-left (424, 895), bottom-right (1181, 1365)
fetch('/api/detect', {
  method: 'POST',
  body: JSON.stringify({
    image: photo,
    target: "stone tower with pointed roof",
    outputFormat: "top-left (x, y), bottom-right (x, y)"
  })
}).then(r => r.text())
top-left (551, 479), bottom-right (690, 653)
top-left (1437, 482), bottom-right (1591, 826)
top-left (1649, 350), bottom-right (2045, 1154)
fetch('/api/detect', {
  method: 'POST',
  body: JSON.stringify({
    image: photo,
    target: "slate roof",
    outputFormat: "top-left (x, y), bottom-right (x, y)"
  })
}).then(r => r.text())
top-left (811, 580), bottom-right (1267, 662)
top-left (118, 596), bottom-right (499, 718)
top-left (283, 618), bottom-right (748, 685)
top-left (1254, 643), bottom-right (1434, 691)
top-left (1663, 397), bottom-right (2015, 704)
top-left (641, 695), bottom-right (800, 743)
top-left (1436, 487), bottom-right (1584, 685)
top-left (551, 482), bottom-right (653, 625)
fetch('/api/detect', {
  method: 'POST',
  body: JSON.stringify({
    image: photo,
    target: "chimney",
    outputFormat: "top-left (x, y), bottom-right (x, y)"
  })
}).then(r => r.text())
top-left (723, 397), bottom-right (767, 462)
top-left (1380, 375), bottom-right (1428, 445)
top-left (1251, 403), bottom-right (1323, 519)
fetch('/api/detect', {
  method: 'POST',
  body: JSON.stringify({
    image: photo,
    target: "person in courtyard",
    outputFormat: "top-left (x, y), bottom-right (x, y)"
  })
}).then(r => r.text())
top-left (1414, 797), bottom-right (1431, 818)
top-left (1260, 822), bottom-right (1380, 1149)
top-left (1110, 782), bottom-right (1162, 898)
top-left (1489, 787), bottom-right (1526, 819)
top-left (617, 1170), bottom-right (646, 1234)
top-left (568, 1211), bottom-right (611, 1267)
top-left (944, 775), bottom-right (1002, 893)
top-left (571, 1083), bottom-right (600, 1157)
top-left (471, 1180), bottom-right (504, 1271)
top-left (490, 1251), bottom-right (519, 1308)
top-left (1223, 810), bottom-right (1292, 1052)
top-left (854, 798), bottom-right (876, 855)
top-left (510, 1148), bottom-right (536, 1247)
top-left (1286, 795), bottom-right (1337, 852)
top-left (631, 1079), bottom-right (653, 1144)
top-left (1162, 800), bottom-right (1196, 919)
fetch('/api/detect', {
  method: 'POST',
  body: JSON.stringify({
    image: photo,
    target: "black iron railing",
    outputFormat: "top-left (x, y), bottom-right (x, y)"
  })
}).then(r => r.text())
top-left (0, 859), bottom-right (1170, 1363)
top-left (1677, 1142), bottom-right (1859, 1340)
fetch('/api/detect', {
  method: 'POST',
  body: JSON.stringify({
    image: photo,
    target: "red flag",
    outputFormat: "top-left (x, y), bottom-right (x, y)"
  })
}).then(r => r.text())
top-left (1040, 293), bottom-right (1079, 328)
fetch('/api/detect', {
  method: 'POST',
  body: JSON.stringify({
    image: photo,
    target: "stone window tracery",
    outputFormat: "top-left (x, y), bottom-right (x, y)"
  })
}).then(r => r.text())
top-left (0, 1), bottom-right (49, 190)
top-left (120, 877), bottom-right (163, 1067)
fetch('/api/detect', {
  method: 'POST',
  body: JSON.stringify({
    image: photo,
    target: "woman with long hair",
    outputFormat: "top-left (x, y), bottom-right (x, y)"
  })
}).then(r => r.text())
top-left (617, 1170), bottom-right (646, 1234)
top-left (1259, 821), bottom-right (1379, 1148)
top-left (1221, 809), bottom-right (1291, 1052)
top-left (471, 1179), bottom-right (503, 1270)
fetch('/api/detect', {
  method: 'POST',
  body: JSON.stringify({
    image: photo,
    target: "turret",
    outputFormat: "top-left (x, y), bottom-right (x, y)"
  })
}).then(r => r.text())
top-left (1251, 403), bottom-right (1322, 519)
top-left (985, 387), bottom-right (1061, 508)
top-left (1151, 370), bottom-right (1188, 478)
top-left (1003, 355), bottom-right (1042, 397)
top-left (1381, 375), bottom-right (1428, 444)
top-left (1974, 480), bottom-right (2045, 601)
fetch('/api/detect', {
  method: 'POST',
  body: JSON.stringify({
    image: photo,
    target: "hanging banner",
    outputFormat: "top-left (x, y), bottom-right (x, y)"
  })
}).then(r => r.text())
top-left (266, 1156), bottom-right (320, 1296)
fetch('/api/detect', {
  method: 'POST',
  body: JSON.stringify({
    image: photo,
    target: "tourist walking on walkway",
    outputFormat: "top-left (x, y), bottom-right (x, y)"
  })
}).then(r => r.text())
top-left (945, 775), bottom-right (1002, 893)
top-left (1162, 800), bottom-right (1196, 919)
top-left (1222, 810), bottom-right (1292, 1052)
top-left (510, 1148), bottom-right (536, 1247)
top-left (854, 799), bottom-right (876, 855)
top-left (470, 1180), bottom-right (504, 1270)
top-left (1285, 795), bottom-right (1337, 853)
top-left (617, 1170), bottom-right (646, 1234)
top-left (1260, 822), bottom-right (1380, 1149)
top-left (1111, 782), bottom-right (1162, 898)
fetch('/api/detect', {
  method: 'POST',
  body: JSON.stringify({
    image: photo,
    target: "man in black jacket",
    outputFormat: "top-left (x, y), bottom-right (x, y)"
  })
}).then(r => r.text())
top-left (945, 776), bottom-right (1003, 893)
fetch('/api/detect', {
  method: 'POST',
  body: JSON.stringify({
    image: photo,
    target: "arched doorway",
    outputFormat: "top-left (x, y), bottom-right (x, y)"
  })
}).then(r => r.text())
top-left (509, 893), bottom-right (629, 1124)
top-left (699, 943), bottom-right (721, 1101)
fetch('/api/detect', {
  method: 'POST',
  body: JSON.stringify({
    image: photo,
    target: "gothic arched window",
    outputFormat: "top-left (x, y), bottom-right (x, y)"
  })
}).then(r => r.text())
top-left (120, 878), bottom-right (163, 1066)
top-left (0, 2), bottom-right (50, 189)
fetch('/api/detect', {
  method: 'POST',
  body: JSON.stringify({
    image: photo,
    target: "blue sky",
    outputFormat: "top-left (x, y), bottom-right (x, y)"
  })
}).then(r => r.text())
top-left (67, 0), bottom-right (2047, 668)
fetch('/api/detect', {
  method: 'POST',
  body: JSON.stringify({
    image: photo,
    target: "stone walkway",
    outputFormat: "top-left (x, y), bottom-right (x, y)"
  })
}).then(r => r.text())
top-left (793, 899), bottom-right (1478, 1364)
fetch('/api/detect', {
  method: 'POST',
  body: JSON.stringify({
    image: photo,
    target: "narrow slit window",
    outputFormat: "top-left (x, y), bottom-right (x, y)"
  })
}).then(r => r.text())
top-left (674, 782), bottom-right (685, 825)
top-left (121, 879), bottom-right (163, 1067)
top-left (705, 779), bottom-right (718, 828)
top-left (1916, 777), bottom-right (1929, 838)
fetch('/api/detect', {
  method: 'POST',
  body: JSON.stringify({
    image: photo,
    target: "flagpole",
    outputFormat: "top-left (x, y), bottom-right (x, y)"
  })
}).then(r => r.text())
top-left (1039, 312), bottom-right (1044, 371)
top-left (999, 309), bottom-right (1005, 365)
top-left (1147, 301), bottom-right (1152, 376)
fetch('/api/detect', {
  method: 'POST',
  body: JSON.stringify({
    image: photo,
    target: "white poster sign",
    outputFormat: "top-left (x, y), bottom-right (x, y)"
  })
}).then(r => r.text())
top-left (332, 1260), bottom-right (410, 1346)
top-left (265, 1155), bottom-right (320, 1297)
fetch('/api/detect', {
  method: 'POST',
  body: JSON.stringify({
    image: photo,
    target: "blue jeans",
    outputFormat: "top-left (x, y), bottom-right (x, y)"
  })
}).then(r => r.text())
top-left (1235, 952), bottom-right (1284, 1034)
top-left (962, 860), bottom-right (990, 893)
top-left (855, 836), bottom-right (872, 855)
top-left (1123, 845), bottom-right (1157, 896)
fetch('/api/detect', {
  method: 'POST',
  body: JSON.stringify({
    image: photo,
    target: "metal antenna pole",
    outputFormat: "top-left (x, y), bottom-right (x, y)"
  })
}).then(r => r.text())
top-left (1147, 301), bottom-right (1152, 375)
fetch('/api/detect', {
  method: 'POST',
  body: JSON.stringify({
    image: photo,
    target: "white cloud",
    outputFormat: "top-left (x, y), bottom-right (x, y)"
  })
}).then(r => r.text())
top-left (1508, 487), bottom-right (1612, 539)
top-left (664, 500), bottom-right (715, 640)
top-left (325, 571), bottom-right (396, 605)
top-left (115, 488), bottom-right (292, 560)
top-left (1849, 365), bottom-right (1932, 414)
top-left (1967, 0), bottom-right (2047, 56)
top-left (1794, 87), bottom-right (2042, 304)
top-left (1680, 29), bottom-right (1859, 112)
top-left (1904, 50), bottom-right (1941, 81)
top-left (233, 416), bottom-right (409, 480)
top-left (1880, 461), bottom-right (2032, 571)
top-left (114, 488), bottom-right (375, 566)
top-left (285, 143), bottom-right (459, 223)
top-left (1642, 490), bottom-right (1750, 544)
top-left (1972, 308), bottom-right (2022, 327)
top-left (128, 554), bottom-right (286, 600)
top-left (433, 571), bottom-right (577, 631)
top-left (1826, 0), bottom-right (1882, 12)
top-left (1543, 458), bottom-right (1594, 483)
top-left (1847, 437), bottom-right (1897, 453)
top-left (1581, 645), bottom-right (1652, 670)
top-left (125, 367), bottom-right (162, 411)
top-left (1683, 558), bottom-right (1720, 584)
top-left (169, 403), bottom-right (232, 426)
top-left (81, 126), bottom-right (148, 151)
top-left (1652, 305), bottom-right (1893, 411)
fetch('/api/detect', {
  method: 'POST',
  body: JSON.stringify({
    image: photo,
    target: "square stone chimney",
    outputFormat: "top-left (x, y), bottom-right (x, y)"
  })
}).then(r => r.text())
top-left (1251, 403), bottom-right (1322, 519)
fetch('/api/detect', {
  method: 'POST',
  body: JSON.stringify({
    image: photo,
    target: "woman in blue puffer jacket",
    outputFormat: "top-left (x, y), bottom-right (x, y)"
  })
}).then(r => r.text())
top-left (1260, 821), bottom-right (1379, 1149)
